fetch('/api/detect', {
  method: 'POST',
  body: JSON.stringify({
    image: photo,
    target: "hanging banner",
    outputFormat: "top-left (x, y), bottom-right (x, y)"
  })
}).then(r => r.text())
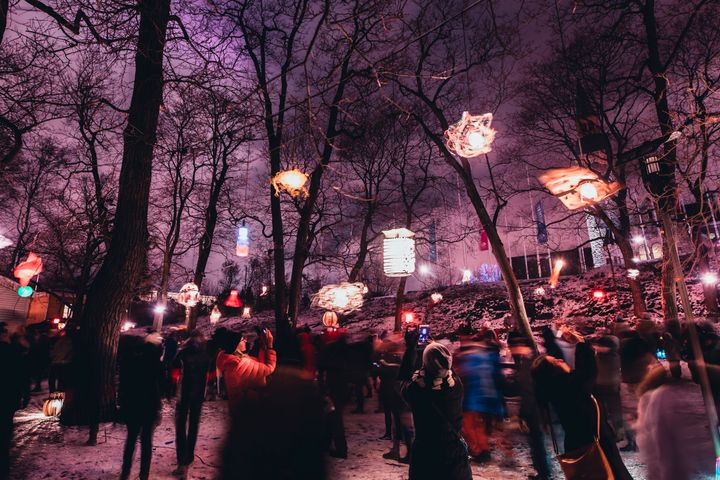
top-left (534, 201), bottom-right (548, 245)
top-left (479, 230), bottom-right (489, 251)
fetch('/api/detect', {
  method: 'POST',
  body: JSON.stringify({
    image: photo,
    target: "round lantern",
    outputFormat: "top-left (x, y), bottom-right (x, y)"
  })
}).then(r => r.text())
top-left (236, 224), bottom-right (249, 257)
top-left (382, 228), bottom-right (415, 277)
top-left (224, 289), bottom-right (242, 308)
top-left (271, 169), bottom-right (309, 198)
top-left (17, 285), bottom-right (33, 297)
top-left (177, 283), bottom-right (200, 307)
top-left (43, 392), bottom-right (64, 417)
top-left (14, 252), bottom-right (43, 287)
top-left (444, 112), bottom-right (496, 158)
top-left (210, 305), bottom-right (222, 324)
top-left (322, 311), bottom-right (339, 328)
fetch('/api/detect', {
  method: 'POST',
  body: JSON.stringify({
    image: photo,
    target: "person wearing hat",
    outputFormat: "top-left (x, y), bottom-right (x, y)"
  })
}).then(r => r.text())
top-left (0, 322), bottom-right (29, 480)
top-left (399, 332), bottom-right (472, 480)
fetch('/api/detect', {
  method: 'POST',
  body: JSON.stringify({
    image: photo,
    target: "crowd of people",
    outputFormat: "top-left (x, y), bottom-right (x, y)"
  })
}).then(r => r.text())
top-left (1, 312), bottom-right (719, 480)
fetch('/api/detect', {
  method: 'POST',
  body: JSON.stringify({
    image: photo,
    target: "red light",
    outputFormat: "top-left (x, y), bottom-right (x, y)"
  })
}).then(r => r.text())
top-left (403, 312), bottom-right (414, 323)
top-left (52, 318), bottom-right (61, 325)
top-left (591, 289), bottom-right (606, 300)
top-left (224, 290), bottom-right (243, 308)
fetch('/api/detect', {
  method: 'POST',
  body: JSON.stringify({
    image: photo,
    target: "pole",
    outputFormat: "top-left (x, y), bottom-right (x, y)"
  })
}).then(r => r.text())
top-left (523, 241), bottom-right (529, 280)
top-left (660, 211), bottom-right (720, 455)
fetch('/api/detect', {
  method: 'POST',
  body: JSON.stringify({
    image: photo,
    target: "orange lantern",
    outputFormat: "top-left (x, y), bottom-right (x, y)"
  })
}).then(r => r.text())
top-left (322, 311), bottom-right (339, 328)
top-left (225, 289), bottom-right (242, 308)
top-left (14, 252), bottom-right (43, 287)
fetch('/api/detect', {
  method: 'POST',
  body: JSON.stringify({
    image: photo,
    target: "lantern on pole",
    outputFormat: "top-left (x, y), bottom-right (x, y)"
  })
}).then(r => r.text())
top-left (382, 228), bottom-right (415, 277)
top-left (210, 305), bottom-right (221, 324)
top-left (13, 252), bottom-right (43, 287)
top-left (271, 169), bottom-right (309, 198)
top-left (224, 289), bottom-right (242, 308)
top-left (236, 223), bottom-right (249, 257)
top-left (538, 167), bottom-right (622, 210)
top-left (178, 282), bottom-right (201, 326)
top-left (444, 112), bottom-right (497, 158)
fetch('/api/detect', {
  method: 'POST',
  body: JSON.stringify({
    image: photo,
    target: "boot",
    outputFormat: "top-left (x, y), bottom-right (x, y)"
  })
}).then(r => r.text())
top-left (382, 449), bottom-right (401, 461)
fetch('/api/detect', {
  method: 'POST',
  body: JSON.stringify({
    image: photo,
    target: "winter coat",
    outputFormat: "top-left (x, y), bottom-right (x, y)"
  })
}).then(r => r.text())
top-left (636, 380), bottom-right (715, 480)
top-left (173, 340), bottom-right (210, 405)
top-left (401, 373), bottom-right (472, 480)
top-left (378, 351), bottom-right (405, 410)
top-left (454, 344), bottom-right (505, 416)
top-left (620, 333), bottom-right (655, 384)
top-left (595, 338), bottom-right (621, 388)
top-left (0, 341), bottom-right (30, 412)
top-left (537, 343), bottom-right (632, 480)
top-left (50, 335), bottom-right (73, 366)
top-left (216, 348), bottom-right (276, 406)
top-left (118, 341), bottom-right (163, 425)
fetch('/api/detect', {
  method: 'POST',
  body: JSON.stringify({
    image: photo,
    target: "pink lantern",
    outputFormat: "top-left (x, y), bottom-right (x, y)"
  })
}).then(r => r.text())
top-left (14, 252), bottom-right (43, 287)
top-left (224, 290), bottom-right (242, 308)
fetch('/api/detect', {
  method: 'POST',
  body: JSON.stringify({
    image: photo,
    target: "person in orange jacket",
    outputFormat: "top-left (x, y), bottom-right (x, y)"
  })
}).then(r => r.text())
top-left (215, 328), bottom-right (276, 407)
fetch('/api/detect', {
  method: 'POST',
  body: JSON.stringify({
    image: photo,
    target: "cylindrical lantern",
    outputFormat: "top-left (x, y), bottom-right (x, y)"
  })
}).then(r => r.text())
top-left (225, 289), bottom-right (242, 308)
top-left (236, 224), bottom-right (249, 257)
top-left (382, 228), bottom-right (415, 277)
top-left (322, 311), bottom-right (339, 328)
top-left (242, 306), bottom-right (252, 318)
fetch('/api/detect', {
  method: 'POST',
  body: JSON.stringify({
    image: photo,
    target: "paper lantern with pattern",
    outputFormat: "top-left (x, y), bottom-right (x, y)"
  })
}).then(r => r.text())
top-left (382, 228), bottom-right (415, 277)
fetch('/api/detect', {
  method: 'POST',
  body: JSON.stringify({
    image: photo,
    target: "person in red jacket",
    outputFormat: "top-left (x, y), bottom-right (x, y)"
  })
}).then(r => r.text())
top-left (215, 329), bottom-right (276, 407)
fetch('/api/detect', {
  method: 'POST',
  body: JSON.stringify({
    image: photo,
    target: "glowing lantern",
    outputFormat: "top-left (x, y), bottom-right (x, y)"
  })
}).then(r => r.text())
top-left (177, 283), bottom-right (200, 308)
top-left (242, 307), bottom-right (252, 319)
top-left (444, 112), bottom-right (497, 158)
top-left (627, 269), bottom-right (640, 280)
top-left (322, 311), bottom-right (339, 328)
top-left (17, 285), bottom-right (33, 297)
top-left (403, 312), bottom-right (415, 324)
top-left (461, 269), bottom-right (472, 283)
top-left (153, 304), bottom-right (166, 315)
top-left (701, 272), bottom-right (719, 285)
top-left (312, 282), bottom-right (366, 314)
top-left (538, 167), bottom-right (622, 210)
top-left (260, 285), bottom-right (269, 297)
top-left (236, 224), bottom-right (249, 257)
top-left (591, 289), bottom-right (606, 300)
top-left (271, 169), bottom-right (309, 198)
top-left (13, 252), bottom-right (43, 287)
top-left (57, 322), bottom-right (66, 330)
top-left (382, 228), bottom-right (415, 277)
top-left (0, 233), bottom-right (11, 250)
top-left (43, 392), bottom-right (64, 416)
top-left (430, 292), bottom-right (443, 304)
top-left (549, 259), bottom-right (564, 288)
top-left (534, 286), bottom-right (546, 297)
top-left (121, 321), bottom-right (136, 332)
top-left (51, 318), bottom-right (61, 325)
top-left (210, 305), bottom-right (221, 324)
top-left (632, 235), bottom-right (644, 245)
top-left (224, 289), bottom-right (242, 308)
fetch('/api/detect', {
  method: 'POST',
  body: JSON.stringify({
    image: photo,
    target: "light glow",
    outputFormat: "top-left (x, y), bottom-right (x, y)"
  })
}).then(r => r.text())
top-left (462, 269), bottom-right (472, 283)
top-left (210, 305), bottom-right (221, 324)
top-left (627, 269), bottom-right (640, 279)
top-left (153, 305), bottom-right (166, 314)
top-left (271, 169), bottom-right (309, 198)
top-left (591, 289), bottom-right (606, 300)
top-left (177, 283), bottom-right (200, 307)
top-left (549, 259), bottom-right (565, 288)
top-left (632, 235), bottom-right (644, 245)
top-left (14, 252), bottom-right (43, 287)
top-left (701, 272), bottom-right (719, 286)
top-left (242, 307), bottom-right (252, 319)
top-left (224, 290), bottom-right (242, 308)
top-left (430, 292), bottom-right (443, 304)
top-left (404, 312), bottom-right (415, 324)
top-left (578, 182), bottom-right (598, 201)
top-left (312, 282), bottom-right (366, 314)
top-left (444, 112), bottom-right (496, 158)
top-left (534, 286), bottom-right (546, 297)
top-left (121, 321), bottom-right (136, 332)
top-left (419, 264), bottom-right (431, 275)
top-left (17, 285), bottom-right (33, 297)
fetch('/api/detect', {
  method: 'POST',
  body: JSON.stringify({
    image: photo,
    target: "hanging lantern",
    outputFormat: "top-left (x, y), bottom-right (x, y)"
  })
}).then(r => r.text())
top-left (538, 167), bottom-right (622, 210)
top-left (312, 282), bottom-right (366, 314)
top-left (17, 285), bottom-right (33, 298)
top-left (13, 252), bottom-right (43, 287)
top-left (236, 224), bottom-right (249, 257)
top-left (430, 292), bottom-right (443, 304)
top-left (224, 289), bottom-right (242, 308)
top-left (322, 311), bottom-right (339, 328)
top-left (271, 169), bottom-right (309, 198)
top-left (444, 112), bottom-right (497, 158)
top-left (382, 228), bottom-right (415, 277)
top-left (42, 392), bottom-right (64, 417)
top-left (177, 283), bottom-right (200, 307)
top-left (210, 305), bottom-right (222, 324)
top-left (549, 259), bottom-right (564, 288)
top-left (242, 306), bottom-right (252, 318)
top-left (260, 285), bottom-right (269, 297)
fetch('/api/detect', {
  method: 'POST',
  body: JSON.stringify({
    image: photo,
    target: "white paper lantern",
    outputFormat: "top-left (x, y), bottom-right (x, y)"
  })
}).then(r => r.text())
top-left (382, 228), bottom-right (415, 277)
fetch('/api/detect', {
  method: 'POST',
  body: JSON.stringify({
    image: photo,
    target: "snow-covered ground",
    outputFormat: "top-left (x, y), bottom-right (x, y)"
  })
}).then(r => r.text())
top-left (11, 386), bottom-right (650, 480)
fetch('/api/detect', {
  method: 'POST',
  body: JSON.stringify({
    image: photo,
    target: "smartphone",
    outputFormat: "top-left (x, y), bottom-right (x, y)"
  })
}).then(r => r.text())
top-left (419, 325), bottom-right (430, 344)
top-left (656, 348), bottom-right (667, 360)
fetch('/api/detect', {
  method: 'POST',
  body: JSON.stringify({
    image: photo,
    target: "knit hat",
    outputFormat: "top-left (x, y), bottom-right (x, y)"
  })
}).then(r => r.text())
top-left (413, 342), bottom-right (455, 390)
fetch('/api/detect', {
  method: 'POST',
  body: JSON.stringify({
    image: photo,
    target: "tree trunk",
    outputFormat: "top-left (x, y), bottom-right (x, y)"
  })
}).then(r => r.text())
top-left (450, 156), bottom-right (536, 349)
top-left (60, 0), bottom-right (170, 432)
top-left (153, 254), bottom-right (172, 331)
top-left (348, 205), bottom-right (374, 282)
top-left (269, 155), bottom-right (290, 343)
top-left (661, 238), bottom-right (679, 324)
top-left (698, 248), bottom-right (719, 319)
top-left (189, 203), bottom-right (218, 329)
top-left (0, 0), bottom-right (8, 44)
